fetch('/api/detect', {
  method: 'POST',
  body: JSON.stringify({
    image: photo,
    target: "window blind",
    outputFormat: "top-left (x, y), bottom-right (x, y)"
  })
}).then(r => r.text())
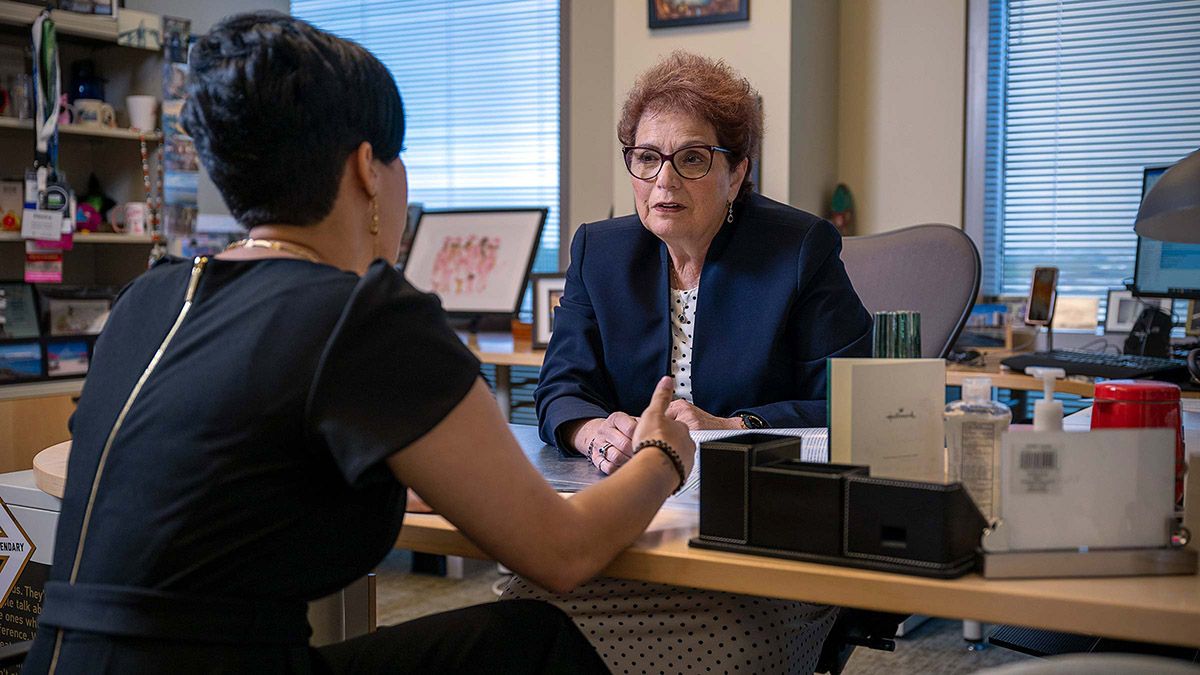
top-left (984, 0), bottom-right (1200, 302)
top-left (291, 0), bottom-right (561, 281)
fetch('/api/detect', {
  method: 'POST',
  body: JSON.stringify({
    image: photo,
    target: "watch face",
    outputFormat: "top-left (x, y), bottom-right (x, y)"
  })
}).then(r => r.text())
top-left (741, 413), bottom-right (766, 429)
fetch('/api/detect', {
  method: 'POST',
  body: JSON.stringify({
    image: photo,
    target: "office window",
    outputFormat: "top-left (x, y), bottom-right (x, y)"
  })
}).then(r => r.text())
top-left (291, 0), bottom-right (561, 277)
top-left (982, 0), bottom-right (1200, 299)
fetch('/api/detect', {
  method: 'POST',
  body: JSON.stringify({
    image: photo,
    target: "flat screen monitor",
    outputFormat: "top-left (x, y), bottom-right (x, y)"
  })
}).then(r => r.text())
top-left (1133, 165), bottom-right (1200, 299)
top-left (403, 208), bottom-right (547, 317)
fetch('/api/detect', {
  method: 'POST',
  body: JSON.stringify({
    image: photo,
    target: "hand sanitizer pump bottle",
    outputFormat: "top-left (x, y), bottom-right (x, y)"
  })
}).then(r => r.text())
top-left (945, 376), bottom-right (1012, 523)
top-left (1027, 367), bottom-right (1067, 432)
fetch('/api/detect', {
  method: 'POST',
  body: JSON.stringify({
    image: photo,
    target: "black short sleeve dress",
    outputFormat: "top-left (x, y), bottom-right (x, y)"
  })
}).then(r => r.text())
top-left (24, 257), bottom-right (479, 673)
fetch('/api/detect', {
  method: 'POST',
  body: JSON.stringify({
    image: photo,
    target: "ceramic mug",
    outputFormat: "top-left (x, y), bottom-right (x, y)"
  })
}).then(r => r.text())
top-left (125, 95), bottom-right (157, 131)
top-left (71, 98), bottom-right (115, 128)
top-left (109, 201), bottom-right (147, 235)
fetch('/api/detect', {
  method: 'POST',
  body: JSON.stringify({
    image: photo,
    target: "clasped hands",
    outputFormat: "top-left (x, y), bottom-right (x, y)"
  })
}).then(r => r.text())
top-left (573, 399), bottom-right (742, 474)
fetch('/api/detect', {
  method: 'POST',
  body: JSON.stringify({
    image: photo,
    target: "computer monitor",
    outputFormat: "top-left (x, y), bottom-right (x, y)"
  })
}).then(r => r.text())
top-left (1133, 164), bottom-right (1200, 299)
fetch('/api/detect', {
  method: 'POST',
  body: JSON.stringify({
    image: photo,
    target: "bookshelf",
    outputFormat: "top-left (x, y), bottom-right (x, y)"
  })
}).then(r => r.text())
top-left (0, 1), bottom-right (171, 469)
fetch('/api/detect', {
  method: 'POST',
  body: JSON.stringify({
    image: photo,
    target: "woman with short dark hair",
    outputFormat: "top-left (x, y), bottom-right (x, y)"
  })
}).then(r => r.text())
top-left (25, 12), bottom-right (694, 673)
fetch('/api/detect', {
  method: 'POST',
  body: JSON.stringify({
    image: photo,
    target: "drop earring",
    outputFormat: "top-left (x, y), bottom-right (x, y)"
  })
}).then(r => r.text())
top-left (369, 196), bottom-right (380, 235)
top-left (726, 201), bottom-right (734, 224)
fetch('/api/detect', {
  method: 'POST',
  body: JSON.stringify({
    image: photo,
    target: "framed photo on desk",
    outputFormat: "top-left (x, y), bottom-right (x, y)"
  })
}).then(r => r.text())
top-left (532, 273), bottom-right (566, 349)
top-left (404, 208), bottom-right (547, 318)
top-left (1105, 289), bottom-right (1172, 333)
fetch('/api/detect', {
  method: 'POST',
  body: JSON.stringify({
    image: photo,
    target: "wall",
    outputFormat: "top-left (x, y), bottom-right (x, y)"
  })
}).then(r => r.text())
top-left (563, 0), bottom-right (614, 262)
top-left (609, 1), bottom-right (794, 215)
top-left (837, 0), bottom-right (966, 235)
top-left (789, 0), bottom-right (841, 215)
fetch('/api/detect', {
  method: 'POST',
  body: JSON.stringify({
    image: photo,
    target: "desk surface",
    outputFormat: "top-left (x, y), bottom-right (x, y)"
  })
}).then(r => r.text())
top-left (397, 424), bottom-right (1200, 649)
top-left (460, 331), bottom-right (545, 368)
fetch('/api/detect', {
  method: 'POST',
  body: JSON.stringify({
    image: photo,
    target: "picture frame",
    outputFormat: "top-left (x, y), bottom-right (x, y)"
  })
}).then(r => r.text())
top-left (1104, 289), bottom-right (1173, 333)
top-left (0, 342), bottom-right (42, 382)
top-left (532, 273), bottom-right (567, 349)
top-left (403, 208), bottom-right (547, 317)
top-left (45, 339), bottom-right (90, 378)
top-left (47, 297), bottom-right (111, 336)
top-left (649, 0), bottom-right (749, 29)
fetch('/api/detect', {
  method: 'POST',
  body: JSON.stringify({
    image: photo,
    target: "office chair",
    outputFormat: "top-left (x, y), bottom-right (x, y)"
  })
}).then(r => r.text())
top-left (840, 223), bottom-right (982, 359)
top-left (813, 224), bottom-right (982, 675)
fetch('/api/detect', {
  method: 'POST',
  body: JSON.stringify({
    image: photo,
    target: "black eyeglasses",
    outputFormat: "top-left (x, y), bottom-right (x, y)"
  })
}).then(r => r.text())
top-left (622, 145), bottom-right (732, 181)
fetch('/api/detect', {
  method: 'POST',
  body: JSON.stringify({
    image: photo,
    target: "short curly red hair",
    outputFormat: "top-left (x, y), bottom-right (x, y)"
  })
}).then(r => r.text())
top-left (618, 51), bottom-right (762, 201)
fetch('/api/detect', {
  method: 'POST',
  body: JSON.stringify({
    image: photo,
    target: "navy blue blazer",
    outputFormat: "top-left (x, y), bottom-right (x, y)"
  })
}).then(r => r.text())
top-left (535, 193), bottom-right (873, 448)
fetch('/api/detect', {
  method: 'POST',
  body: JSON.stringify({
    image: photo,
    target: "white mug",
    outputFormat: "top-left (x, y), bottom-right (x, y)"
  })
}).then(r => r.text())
top-left (109, 202), bottom-right (148, 235)
top-left (126, 95), bottom-right (158, 131)
top-left (71, 98), bottom-right (115, 128)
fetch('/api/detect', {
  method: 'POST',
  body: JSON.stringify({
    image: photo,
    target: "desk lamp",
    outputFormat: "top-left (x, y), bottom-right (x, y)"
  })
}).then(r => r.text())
top-left (1135, 148), bottom-right (1200, 381)
top-left (1135, 148), bottom-right (1200, 243)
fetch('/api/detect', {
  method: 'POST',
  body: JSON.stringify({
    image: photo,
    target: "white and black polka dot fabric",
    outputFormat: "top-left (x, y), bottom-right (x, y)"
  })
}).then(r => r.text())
top-left (670, 287), bottom-right (697, 403)
top-left (502, 576), bottom-right (837, 674)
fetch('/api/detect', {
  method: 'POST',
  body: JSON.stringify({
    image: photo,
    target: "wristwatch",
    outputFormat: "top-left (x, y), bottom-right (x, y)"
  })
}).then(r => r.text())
top-left (739, 412), bottom-right (768, 429)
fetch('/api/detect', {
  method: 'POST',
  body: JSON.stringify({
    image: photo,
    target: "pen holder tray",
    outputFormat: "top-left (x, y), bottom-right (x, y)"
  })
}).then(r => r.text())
top-left (691, 434), bottom-right (987, 579)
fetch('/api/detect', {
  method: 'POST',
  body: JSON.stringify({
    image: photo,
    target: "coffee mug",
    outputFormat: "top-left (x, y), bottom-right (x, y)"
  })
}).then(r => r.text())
top-left (125, 95), bottom-right (158, 131)
top-left (109, 202), bottom-right (147, 235)
top-left (71, 98), bottom-right (115, 128)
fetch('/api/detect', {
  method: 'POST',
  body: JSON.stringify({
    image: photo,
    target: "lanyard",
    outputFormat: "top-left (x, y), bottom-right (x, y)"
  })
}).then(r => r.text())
top-left (31, 11), bottom-right (60, 196)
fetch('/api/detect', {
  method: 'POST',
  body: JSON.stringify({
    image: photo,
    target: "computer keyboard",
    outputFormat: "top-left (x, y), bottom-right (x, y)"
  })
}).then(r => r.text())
top-left (1000, 349), bottom-right (1190, 382)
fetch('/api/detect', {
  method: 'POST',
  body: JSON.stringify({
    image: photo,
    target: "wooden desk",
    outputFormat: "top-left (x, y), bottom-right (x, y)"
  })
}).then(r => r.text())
top-left (460, 332), bottom-right (546, 417)
top-left (396, 424), bottom-right (1200, 649)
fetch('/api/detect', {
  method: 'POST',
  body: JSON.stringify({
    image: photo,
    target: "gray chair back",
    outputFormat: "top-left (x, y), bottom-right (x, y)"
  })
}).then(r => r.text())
top-left (841, 224), bottom-right (980, 359)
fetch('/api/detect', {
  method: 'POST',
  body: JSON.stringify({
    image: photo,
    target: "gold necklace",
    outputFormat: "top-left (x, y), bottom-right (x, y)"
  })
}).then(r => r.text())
top-left (225, 238), bottom-right (323, 264)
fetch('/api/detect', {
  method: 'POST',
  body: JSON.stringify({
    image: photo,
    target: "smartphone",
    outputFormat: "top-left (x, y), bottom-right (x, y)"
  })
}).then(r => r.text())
top-left (1025, 267), bottom-right (1059, 326)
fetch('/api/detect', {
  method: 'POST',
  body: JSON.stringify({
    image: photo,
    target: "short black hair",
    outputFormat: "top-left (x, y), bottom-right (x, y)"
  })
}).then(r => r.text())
top-left (183, 12), bottom-right (404, 228)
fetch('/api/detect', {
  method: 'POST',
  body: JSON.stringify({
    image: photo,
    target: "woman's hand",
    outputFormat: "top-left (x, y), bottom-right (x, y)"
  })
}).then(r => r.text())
top-left (575, 412), bottom-right (640, 474)
top-left (666, 399), bottom-right (743, 431)
top-left (632, 376), bottom-right (696, 479)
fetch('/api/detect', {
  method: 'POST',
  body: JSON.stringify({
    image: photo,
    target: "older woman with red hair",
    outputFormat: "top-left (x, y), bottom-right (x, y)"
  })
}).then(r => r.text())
top-left (506, 52), bottom-right (873, 673)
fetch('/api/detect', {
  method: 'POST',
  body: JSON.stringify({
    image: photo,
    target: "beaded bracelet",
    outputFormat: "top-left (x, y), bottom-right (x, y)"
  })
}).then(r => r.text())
top-left (634, 439), bottom-right (687, 494)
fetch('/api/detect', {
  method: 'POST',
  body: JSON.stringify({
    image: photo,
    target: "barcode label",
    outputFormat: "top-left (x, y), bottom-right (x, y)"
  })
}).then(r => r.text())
top-left (1015, 442), bottom-right (1062, 495)
top-left (1019, 449), bottom-right (1058, 470)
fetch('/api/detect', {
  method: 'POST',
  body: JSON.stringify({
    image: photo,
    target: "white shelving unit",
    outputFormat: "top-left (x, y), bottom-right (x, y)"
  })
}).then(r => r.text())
top-left (0, 2), bottom-right (157, 48)
top-left (0, 232), bottom-right (152, 244)
top-left (0, 117), bottom-right (162, 142)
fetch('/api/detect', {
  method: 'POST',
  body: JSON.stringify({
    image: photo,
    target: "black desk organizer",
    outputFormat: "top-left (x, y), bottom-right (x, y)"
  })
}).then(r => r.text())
top-left (688, 433), bottom-right (988, 578)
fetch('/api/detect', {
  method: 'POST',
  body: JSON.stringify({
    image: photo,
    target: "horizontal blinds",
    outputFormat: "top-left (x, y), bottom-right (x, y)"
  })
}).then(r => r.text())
top-left (985, 0), bottom-right (1200, 304)
top-left (291, 0), bottom-right (561, 279)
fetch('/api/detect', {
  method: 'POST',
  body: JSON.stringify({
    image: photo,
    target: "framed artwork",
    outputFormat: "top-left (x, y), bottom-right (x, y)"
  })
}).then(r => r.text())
top-left (649, 0), bottom-right (749, 28)
top-left (1104, 289), bottom-right (1172, 333)
top-left (1188, 300), bottom-right (1200, 337)
top-left (46, 339), bottom-right (90, 377)
top-left (47, 297), bottom-right (111, 336)
top-left (532, 273), bottom-right (567, 349)
top-left (0, 283), bottom-right (40, 340)
top-left (0, 342), bottom-right (42, 382)
top-left (404, 208), bottom-right (547, 317)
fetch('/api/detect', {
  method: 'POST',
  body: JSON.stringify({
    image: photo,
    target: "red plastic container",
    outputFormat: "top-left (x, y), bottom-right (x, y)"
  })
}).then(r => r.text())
top-left (1091, 380), bottom-right (1184, 507)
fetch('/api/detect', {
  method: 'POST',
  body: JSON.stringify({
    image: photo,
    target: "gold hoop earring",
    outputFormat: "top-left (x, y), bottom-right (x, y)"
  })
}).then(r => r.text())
top-left (726, 201), bottom-right (734, 224)
top-left (369, 196), bottom-right (380, 235)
